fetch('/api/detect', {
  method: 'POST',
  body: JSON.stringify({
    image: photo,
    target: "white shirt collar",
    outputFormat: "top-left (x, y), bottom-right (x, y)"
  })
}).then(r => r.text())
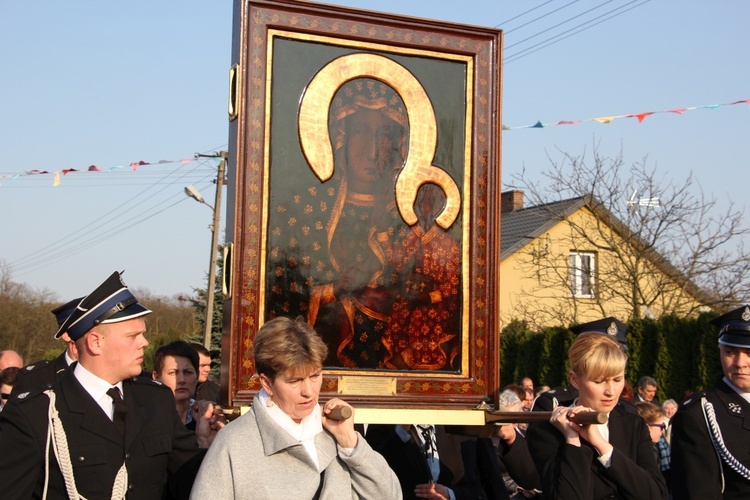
top-left (64, 349), bottom-right (76, 366)
top-left (74, 362), bottom-right (123, 402)
top-left (723, 376), bottom-right (750, 403)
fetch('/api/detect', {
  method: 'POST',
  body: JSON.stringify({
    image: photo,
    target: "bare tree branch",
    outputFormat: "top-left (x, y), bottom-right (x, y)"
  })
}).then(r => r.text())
top-left (505, 141), bottom-right (749, 326)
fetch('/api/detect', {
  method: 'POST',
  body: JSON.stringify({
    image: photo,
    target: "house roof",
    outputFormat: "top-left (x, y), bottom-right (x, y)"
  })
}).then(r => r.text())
top-left (500, 194), bottom-right (713, 307)
top-left (501, 196), bottom-right (586, 261)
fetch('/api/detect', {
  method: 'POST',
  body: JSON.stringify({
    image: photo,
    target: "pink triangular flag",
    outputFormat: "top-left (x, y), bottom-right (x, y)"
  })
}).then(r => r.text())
top-left (130, 160), bottom-right (149, 170)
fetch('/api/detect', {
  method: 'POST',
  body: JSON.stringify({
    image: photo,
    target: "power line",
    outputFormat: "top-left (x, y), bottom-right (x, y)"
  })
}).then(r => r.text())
top-left (503, 0), bottom-right (582, 35)
top-left (494, 0), bottom-right (557, 28)
top-left (9, 156), bottom-right (218, 275)
top-left (504, 0), bottom-right (650, 64)
top-left (7, 147), bottom-right (224, 266)
top-left (0, 177), bottom-right (217, 189)
top-left (505, 0), bottom-right (617, 48)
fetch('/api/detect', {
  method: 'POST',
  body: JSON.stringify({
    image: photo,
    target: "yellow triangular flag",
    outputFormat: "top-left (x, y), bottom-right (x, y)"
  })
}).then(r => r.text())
top-left (53, 172), bottom-right (61, 187)
top-left (592, 116), bottom-right (615, 124)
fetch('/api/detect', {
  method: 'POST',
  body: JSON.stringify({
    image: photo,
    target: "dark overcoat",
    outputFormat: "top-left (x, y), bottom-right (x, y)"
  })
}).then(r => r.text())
top-left (0, 369), bottom-right (203, 499)
top-left (670, 379), bottom-right (750, 499)
top-left (526, 403), bottom-right (667, 500)
top-left (11, 351), bottom-right (69, 396)
top-left (366, 423), bottom-right (500, 499)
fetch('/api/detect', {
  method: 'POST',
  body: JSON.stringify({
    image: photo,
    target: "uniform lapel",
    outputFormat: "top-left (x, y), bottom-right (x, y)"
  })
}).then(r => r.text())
top-left (53, 352), bottom-right (69, 378)
top-left (59, 370), bottom-right (123, 446)
top-left (122, 380), bottom-right (148, 449)
top-left (715, 380), bottom-right (750, 432)
top-left (606, 405), bottom-right (628, 451)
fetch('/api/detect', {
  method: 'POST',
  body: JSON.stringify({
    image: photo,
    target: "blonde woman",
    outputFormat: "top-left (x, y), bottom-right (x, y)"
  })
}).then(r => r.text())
top-left (526, 333), bottom-right (667, 499)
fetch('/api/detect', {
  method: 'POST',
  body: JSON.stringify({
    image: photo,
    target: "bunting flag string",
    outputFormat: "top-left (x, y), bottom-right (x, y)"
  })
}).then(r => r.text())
top-left (0, 157), bottom-right (218, 187)
top-left (2, 98), bottom-right (747, 187)
top-left (502, 98), bottom-right (749, 130)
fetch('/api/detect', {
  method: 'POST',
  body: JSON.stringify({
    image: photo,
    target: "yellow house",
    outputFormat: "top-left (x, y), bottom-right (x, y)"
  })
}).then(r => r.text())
top-left (499, 190), bottom-right (709, 329)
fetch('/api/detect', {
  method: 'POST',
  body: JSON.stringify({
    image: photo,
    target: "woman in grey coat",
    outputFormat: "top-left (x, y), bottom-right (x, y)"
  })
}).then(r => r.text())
top-left (190, 316), bottom-right (402, 499)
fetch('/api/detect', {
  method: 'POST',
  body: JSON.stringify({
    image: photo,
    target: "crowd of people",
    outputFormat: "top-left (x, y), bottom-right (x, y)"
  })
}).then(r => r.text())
top-left (1, 271), bottom-right (749, 499)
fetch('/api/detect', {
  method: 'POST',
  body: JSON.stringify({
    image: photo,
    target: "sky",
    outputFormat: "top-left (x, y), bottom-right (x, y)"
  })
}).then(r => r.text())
top-left (1, 0), bottom-right (748, 303)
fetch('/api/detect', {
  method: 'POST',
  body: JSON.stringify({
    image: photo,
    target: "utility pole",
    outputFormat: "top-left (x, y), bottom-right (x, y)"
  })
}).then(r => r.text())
top-left (193, 151), bottom-right (227, 350)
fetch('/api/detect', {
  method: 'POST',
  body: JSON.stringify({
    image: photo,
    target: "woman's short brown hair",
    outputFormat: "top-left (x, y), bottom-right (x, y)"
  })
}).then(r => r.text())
top-left (253, 316), bottom-right (328, 380)
top-left (635, 401), bottom-right (665, 423)
top-left (153, 340), bottom-right (199, 375)
top-left (569, 332), bottom-right (627, 380)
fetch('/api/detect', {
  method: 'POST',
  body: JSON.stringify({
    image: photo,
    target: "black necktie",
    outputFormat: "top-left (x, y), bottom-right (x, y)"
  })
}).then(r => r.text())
top-left (417, 425), bottom-right (436, 457)
top-left (107, 387), bottom-right (128, 438)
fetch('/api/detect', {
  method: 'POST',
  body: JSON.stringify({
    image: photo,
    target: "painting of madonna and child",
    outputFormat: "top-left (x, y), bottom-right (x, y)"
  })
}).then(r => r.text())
top-left (264, 58), bottom-right (470, 375)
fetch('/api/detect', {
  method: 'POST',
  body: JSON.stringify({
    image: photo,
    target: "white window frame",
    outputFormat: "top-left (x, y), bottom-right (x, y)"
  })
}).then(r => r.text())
top-left (570, 251), bottom-right (596, 298)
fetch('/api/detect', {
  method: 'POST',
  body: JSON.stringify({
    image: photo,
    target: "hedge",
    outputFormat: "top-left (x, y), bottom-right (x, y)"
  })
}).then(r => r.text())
top-left (500, 313), bottom-right (723, 403)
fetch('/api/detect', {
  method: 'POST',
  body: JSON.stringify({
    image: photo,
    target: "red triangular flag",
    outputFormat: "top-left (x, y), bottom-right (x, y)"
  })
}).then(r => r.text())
top-left (629, 112), bottom-right (654, 123)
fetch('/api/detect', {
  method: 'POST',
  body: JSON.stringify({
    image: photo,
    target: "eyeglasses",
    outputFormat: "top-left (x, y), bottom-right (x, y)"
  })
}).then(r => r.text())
top-left (1, 392), bottom-right (10, 401)
top-left (648, 422), bottom-right (666, 431)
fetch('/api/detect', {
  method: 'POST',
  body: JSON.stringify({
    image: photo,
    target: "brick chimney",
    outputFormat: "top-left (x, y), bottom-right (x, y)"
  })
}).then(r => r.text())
top-left (501, 190), bottom-right (524, 212)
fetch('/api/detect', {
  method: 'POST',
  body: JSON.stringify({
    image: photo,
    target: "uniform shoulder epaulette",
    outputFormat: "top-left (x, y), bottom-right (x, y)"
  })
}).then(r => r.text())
top-left (12, 383), bottom-right (54, 404)
top-left (680, 391), bottom-right (707, 408)
top-left (129, 375), bottom-right (167, 388)
top-left (20, 359), bottom-right (51, 374)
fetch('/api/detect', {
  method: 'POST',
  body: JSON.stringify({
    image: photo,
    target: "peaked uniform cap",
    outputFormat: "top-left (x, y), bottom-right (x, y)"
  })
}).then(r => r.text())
top-left (54, 271), bottom-right (151, 341)
top-left (51, 296), bottom-right (85, 327)
top-left (710, 304), bottom-right (750, 348)
top-left (570, 317), bottom-right (628, 348)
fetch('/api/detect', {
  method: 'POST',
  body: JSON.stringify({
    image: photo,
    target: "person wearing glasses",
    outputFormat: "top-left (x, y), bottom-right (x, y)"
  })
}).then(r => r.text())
top-left (635, 401), bottom-right (671, 489)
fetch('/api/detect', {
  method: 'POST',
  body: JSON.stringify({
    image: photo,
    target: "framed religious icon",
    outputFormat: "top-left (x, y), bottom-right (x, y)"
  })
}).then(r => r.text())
top-left (221, 0), bottom-right (503, 410)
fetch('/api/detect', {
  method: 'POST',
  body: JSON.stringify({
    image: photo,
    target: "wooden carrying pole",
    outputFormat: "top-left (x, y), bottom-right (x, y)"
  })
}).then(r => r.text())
top-left (447, 411), bottom-right (608, 438)
top-left (212, 404), bottom-right (352, 422)
top-left (486, 411), bottom-right (607, 425)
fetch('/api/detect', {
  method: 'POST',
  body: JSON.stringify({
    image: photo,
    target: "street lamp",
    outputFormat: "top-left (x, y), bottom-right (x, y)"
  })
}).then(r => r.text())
top-left (184, 185), bottom-right (211, 209)
top-left (184, 153), bottom-right (227, 350)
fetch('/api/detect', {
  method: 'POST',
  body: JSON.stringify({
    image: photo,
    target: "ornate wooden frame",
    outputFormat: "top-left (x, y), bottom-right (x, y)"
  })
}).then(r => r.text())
top-left (222, 0), bottom-right (503, 409)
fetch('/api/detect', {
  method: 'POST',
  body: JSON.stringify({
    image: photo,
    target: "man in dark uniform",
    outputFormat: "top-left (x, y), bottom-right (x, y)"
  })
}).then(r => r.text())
top-left (671, 305), bottom-right (750, 499)
top-left (11, 296), bottom-right (83, 396)
top-left (532, 317), bottom-right (630, 412)
top-left (0, 271), bottom-right (218, 499)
